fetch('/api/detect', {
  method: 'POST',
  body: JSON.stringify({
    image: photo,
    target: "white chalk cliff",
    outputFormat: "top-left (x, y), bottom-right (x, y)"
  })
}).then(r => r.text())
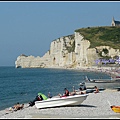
top-left (15, 31), bottom-right (120, 68)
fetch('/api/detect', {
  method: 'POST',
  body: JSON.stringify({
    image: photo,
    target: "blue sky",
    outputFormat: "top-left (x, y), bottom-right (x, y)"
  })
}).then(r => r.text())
top-left (0, 1), bottom-right (120, 66)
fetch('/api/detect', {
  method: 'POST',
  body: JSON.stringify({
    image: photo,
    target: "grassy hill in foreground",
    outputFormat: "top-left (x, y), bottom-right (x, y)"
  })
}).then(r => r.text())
top-left (75, 26), bottom-right (120, 50)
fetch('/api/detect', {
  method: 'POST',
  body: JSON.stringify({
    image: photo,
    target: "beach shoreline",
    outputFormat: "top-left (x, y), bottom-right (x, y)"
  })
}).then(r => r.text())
top-left (0, 89), bottom-right (120, 119)
top-left (72, 66), bottom-right (120, 79)
top-left (0, 66), bottom-right (120, 119)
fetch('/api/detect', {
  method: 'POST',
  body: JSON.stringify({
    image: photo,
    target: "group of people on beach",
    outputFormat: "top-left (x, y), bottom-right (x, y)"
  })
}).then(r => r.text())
top-left (28, 86), bottom-right (87, 107)
top-left (29, 85), bottom-right (99, 107)
top-left (7, 85), bottom-right (99, 112)
top-left (59, 85), bottom-right (99, 97)
top-left (7, 102), bottom-right (24, 112)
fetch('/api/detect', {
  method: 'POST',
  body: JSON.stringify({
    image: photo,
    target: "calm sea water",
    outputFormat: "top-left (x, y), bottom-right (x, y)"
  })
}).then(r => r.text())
top-left (0, 66), bottom-right (110, 110)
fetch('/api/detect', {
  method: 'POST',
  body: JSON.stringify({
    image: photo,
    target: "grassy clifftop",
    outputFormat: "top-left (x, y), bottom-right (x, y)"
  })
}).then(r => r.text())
top-left (75, 26), bottom-right (120, 50)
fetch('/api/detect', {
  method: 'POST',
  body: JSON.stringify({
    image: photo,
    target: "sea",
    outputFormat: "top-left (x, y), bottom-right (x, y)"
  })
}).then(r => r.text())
top-left (0, 66), bottom-right (111, 110)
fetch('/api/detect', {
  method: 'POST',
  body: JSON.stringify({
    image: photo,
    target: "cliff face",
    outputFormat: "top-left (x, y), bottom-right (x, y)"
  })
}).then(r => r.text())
top-left (15, 31), bottom-right (120, 68)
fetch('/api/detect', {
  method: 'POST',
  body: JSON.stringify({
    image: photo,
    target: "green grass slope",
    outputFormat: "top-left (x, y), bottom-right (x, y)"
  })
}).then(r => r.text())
top-left (75, 26), bottom-right (120, 50)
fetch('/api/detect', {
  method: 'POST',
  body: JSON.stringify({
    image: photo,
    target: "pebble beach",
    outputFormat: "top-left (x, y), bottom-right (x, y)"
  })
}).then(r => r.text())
top-left (0, 89), bottom-right (120, 119)
top-left (0, 66), bottom-right (120, 119)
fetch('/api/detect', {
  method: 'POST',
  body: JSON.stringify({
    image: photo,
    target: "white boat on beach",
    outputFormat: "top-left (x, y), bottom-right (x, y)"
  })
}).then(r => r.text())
top-left (83, 76), bottom-right (120, 89)
top-left (35, 94), bottom-right (88, 109)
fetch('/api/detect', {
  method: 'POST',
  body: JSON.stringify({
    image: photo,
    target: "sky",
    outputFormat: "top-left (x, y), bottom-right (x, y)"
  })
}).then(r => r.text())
top-left (0, 1), bottom-right (120, 66)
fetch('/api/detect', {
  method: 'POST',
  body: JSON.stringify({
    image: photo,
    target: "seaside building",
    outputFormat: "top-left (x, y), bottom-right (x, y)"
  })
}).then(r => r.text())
top-left (111, 17), bottom-right (120, 26)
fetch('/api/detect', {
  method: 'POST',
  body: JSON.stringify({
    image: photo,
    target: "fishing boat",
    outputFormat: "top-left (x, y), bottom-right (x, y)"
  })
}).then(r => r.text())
top-left (35, 94), bottom-right (88, 109)
top-left (83, 76), bottom-right (120, 89)
top-left (111, 105), bottom-right (120, 113)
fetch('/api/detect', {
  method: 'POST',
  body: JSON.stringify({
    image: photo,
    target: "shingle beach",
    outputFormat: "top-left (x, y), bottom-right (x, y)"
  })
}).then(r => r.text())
top-left (0, 67), bottom-right (120, 119)
top-left (0, 89), bottom-right (120, 119)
